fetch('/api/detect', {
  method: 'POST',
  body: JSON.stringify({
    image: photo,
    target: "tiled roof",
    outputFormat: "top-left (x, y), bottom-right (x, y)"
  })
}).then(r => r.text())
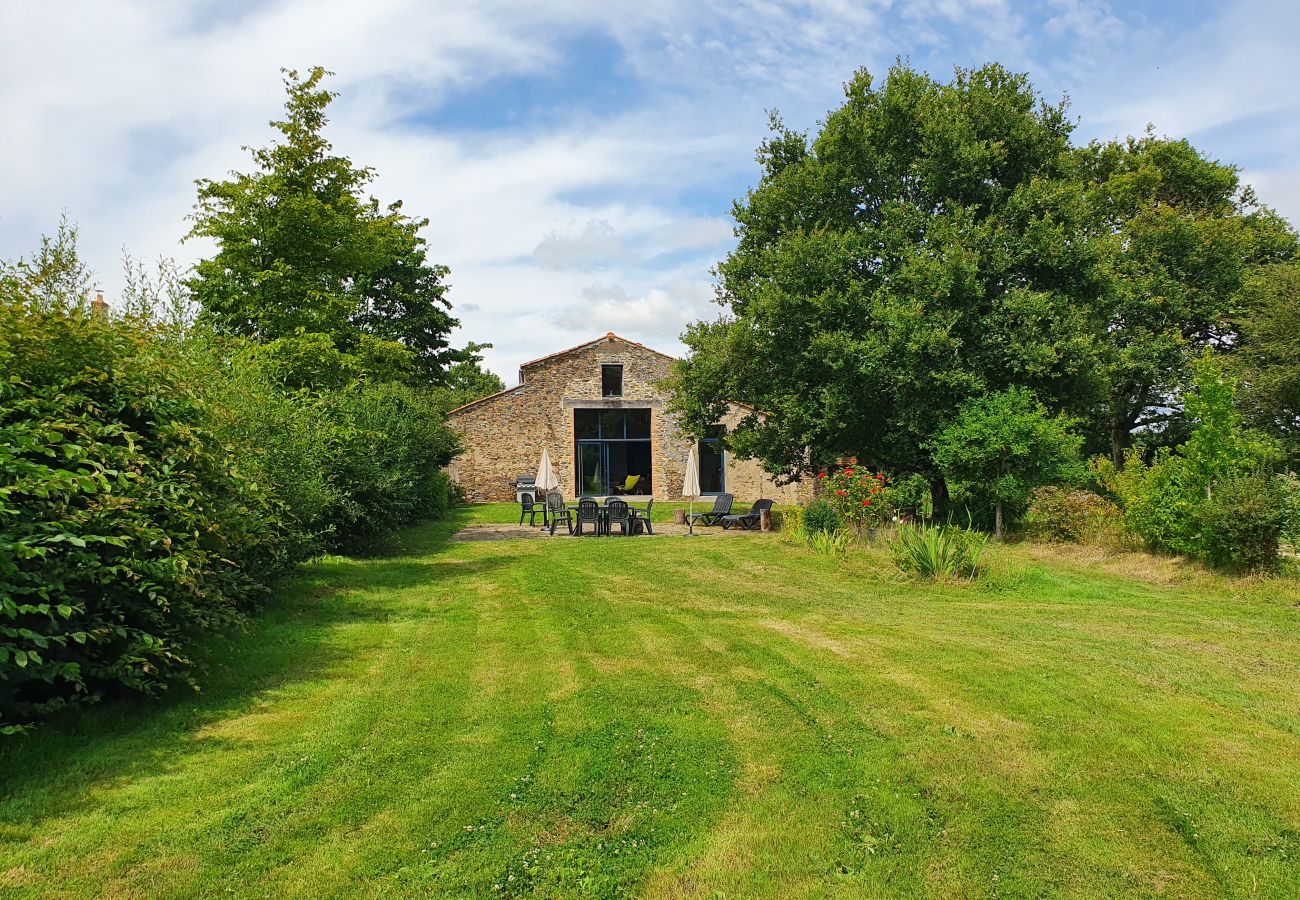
top-left (447, 334), bottom-right (682, 418)
top-left (518, 332), bottom-right (676, 372)
top-left (444, 383), bottom-right (526, 417)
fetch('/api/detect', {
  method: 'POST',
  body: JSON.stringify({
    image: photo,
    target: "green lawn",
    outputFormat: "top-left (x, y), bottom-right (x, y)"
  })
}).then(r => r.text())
top-left (3, 504), bottom-right (1300, 898)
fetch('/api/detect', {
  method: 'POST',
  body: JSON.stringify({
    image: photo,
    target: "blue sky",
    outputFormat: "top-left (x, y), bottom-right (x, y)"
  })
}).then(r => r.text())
top-left (3, 0), bottom-right (1299, 379)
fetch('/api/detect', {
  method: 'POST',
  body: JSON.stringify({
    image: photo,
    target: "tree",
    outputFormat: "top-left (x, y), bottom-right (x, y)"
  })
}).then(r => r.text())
top-left (0, 215), bottom-right (92, 313)
top-left (665, 63), bottom-right (1110, 512)
top-left (929, 388), bottom-right (1084, 537)
top-left (1234, 263), bottom-right (1300, 463)
top-left (187, 67), bottom-right (466, 382)
top-left (434, 353), bottom-right (506, 414)
top-left (1071, 134), bottom-right (1296, 467)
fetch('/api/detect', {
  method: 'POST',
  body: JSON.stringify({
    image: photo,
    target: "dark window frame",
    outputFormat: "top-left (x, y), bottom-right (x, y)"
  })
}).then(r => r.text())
top-left (698, 425), bottom-right (726, 495)
top-left (601, 364), bottom-right (624, 397)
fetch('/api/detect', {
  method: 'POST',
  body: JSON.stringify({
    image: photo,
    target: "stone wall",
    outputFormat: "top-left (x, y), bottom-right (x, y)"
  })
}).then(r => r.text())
top-left (446, 334), bottom-right (813, 505)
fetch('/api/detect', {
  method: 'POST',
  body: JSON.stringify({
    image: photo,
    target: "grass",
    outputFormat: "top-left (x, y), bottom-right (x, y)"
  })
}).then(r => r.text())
top-left (2, 504), bottom-right (1300, 898)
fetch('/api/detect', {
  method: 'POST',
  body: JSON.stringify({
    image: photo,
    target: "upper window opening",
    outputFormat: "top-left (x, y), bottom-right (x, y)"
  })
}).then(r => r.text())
top-left (602, 364), bottom-right (623, 397)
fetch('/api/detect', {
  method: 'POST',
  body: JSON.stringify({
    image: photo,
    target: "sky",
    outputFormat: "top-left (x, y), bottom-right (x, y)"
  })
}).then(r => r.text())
top-left (3, 0), bottom-right (1300, 382)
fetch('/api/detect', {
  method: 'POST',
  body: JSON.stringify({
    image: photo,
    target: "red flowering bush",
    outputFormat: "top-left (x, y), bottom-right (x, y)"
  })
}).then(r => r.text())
top-left (822, 466), bottom-right (893, 536)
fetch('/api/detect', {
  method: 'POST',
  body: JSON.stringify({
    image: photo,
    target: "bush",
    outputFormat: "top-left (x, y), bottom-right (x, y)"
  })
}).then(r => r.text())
top-left (889, 523), bottom-right (988, 579)
top-left (1106, 450), bottom-right (1201, 554)
top-left (1024, 486), bottom-right (1118, 543)
top-left (0, 225), bottom-right (466, 732)
top-left (321, 382), bottom-right (459, 548)
top-left (1101, 356), bottom-right (1283, 569)
top-left (801, 499), bottom-right (843, 536)
top-left (820, 465), bottom-right (892, 535)
top-left (0, 303), bottom-right (289, 732)
top-left (208, 355), bottom-right (461, 555)
top-left (1279, 472), bottom-right (1300, 557)
top-left (1196, 475), bottom-right (1285, 572)
top-left (203, 353), bottom-right (344, 560)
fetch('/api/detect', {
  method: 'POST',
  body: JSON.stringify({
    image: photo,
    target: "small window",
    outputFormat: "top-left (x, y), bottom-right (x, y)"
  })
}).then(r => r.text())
top-left (602, 364), bottom-right (623, 397)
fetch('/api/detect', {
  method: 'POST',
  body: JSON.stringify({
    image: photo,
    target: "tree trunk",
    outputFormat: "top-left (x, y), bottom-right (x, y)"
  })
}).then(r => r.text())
top-left (1110, 395), bottom-right (1144, 470)
top-left (995, 500), bottom-right (1004, 540)
top-left (1110, 412), bottom-right (1132, 470)
top-left (930, 477), bottom-right (949, 525)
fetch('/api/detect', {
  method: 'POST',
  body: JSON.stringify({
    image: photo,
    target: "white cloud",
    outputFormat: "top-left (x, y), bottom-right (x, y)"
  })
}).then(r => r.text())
top-left (533, 220), bottom-right (636, 270)
top-left (1242, 170), bottom-right (1300, 230)
top-left (2, 0), bottom-right (1297, 385)
top-left (553, 278), bottom-right (715, 347)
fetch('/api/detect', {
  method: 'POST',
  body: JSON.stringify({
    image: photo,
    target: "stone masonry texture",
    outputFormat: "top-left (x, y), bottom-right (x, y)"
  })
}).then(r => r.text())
top-left (445, 334), bottom-right (813, 505)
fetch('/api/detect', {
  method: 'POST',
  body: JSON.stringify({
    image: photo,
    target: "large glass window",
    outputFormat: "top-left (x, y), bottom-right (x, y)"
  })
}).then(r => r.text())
top-left (699, 425), bottom-right (725, 494)
top-left (574, 408), bottom-right (653, 495)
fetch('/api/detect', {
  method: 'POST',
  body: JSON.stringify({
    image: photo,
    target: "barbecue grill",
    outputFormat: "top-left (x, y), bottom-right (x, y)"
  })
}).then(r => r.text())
top-left (514, 475), bottom-right (537, 504)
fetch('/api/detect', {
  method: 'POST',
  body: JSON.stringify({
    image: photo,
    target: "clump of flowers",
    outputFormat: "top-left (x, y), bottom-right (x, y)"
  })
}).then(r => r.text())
top-left (822, 465), bottom-right (894, 537)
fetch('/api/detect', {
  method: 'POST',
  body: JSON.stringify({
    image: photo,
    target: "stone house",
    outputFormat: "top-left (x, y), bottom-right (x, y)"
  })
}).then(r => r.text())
top-left (445, 333), bottom-right (812, 504)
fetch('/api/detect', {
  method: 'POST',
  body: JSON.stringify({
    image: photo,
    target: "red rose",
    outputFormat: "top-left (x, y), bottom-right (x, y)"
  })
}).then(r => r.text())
top-left (843, 468), bottom-right (854, 477)
top-left (818, 472), bottom-right (827, 479)
top-left (862, 498), bottom-right (871, 506)
top-left (875, 473), bottom-right (884, 481)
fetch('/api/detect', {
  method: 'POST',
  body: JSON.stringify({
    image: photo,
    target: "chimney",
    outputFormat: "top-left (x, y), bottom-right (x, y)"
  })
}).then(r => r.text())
top-left (90, 289), bottom-right (109, 321)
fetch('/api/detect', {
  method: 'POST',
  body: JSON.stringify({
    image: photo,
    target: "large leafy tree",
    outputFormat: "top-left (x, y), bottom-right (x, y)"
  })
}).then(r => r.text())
top-left (666, 63), bottom-right (1110, 507)
top-left (1233, 263), bottom-right (1300, 463)
top-left (1071, 135), bottom-right (1295, 466)
top-left (187, 67), bottom-right (465, 382)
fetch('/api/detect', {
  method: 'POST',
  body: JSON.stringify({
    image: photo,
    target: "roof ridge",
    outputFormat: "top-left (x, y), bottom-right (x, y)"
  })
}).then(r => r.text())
top-left (518, 333), bottom-right (676, 371)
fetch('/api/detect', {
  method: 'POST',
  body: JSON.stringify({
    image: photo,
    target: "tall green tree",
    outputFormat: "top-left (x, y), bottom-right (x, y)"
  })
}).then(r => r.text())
top-left (666, 63), bottom-right (1109, 509)
top-left (929, 388), bottom-right (1083, 537)
top-left (187, 67), bottom-right (466, 382)
top-left (1071, 134), bottom-right (1295, 466)
top-left (1233, 263), bottom-right (1300, 463)
top-left (434, 356), bottom-right (506, 414)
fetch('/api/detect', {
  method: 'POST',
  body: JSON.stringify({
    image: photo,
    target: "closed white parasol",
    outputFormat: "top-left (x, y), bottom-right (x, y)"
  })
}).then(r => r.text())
top-left (682, 446), bottom-right (701, 536)
top-left (534, 448), bottom-right (560, 526)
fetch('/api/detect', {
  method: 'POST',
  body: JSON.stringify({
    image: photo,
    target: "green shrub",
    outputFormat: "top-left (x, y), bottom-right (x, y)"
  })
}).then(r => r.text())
top-left (1106, 450), bottom-right (1201, 554)
top-left (0, 225), bottom-right (466, 732)
top-left (321, 381), bottom-right (459, 548)
top-left (801, 499), bottom-right (843, 536)
top-left (890, 473), bottom-right (932, 520)
top-left (1024, 486), bottom-right (1118, 543)
top-left (1279, 472), bottom-right (1300, 557)
top-left (889, 523), bottom-right (988, 579)
top-left (202, 353), bottom-right (343, 560)
top-left (1196, 475), bottom-right (1285, 572)
top-left (0, 303), bottom-right (288, 732)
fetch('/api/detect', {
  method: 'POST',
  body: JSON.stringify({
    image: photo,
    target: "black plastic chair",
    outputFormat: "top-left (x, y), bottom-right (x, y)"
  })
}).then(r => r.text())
top-left (574, 498), bottom-right (602, 536)
top-left (687, 493), bottom-right (733, 527)
top-left (630, 498), bottom-right (653, 535)
top-left (720, 498), bottom-right (774, 530)
top-left (546, 492), bottom-right (572, 535)
top-left (519, 492), bottom-right (544, 526)
top-left (606, 499), bottom-right (633, 536)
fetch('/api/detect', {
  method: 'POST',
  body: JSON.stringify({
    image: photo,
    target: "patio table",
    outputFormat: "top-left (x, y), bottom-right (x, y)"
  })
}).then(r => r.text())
top-left (568, 503), bottom-right (609, 536)
top-left (566, 501), bottom-right (649, 536)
